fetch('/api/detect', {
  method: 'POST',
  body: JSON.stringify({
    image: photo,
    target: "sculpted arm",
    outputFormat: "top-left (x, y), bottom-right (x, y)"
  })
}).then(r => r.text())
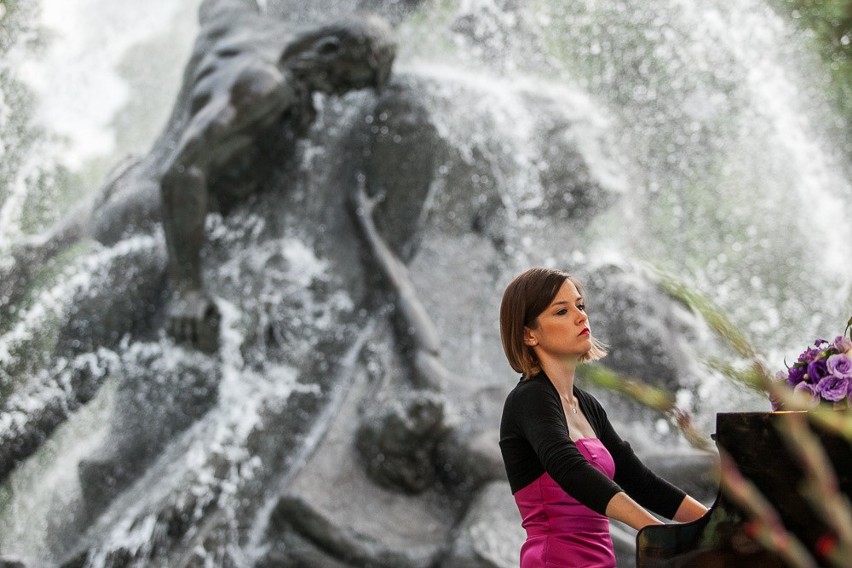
top-left (160, 56), bottom-right (300, 351)
top-left (352, 183), bottom-right (448, 389)
top-left (168, 60), bottom-right (300, 173)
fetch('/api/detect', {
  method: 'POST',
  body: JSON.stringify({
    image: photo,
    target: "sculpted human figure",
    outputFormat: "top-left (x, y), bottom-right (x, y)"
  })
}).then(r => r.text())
top-left (350, 182), bottom-right (458, 493)
top-left (0, 9), bottom-right (396, 352)
top-left (161, 12), bottom-right (396, 350)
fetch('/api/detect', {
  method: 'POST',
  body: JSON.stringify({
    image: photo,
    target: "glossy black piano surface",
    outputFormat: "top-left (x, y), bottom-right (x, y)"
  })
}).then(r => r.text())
top-left (636, 411), bottom-right (852, 567)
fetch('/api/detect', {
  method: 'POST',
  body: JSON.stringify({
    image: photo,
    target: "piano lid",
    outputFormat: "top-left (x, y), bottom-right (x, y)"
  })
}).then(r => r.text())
top-left (636, 411), bottom-right (852, 567)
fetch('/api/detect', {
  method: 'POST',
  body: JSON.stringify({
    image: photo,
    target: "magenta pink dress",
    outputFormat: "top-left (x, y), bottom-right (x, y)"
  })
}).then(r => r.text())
top-left (513, 438), bottom-right (617, 567)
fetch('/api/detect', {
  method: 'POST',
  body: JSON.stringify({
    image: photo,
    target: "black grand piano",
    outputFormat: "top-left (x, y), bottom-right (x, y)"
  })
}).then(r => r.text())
top-left (637, 412), bottom-right (852, 567)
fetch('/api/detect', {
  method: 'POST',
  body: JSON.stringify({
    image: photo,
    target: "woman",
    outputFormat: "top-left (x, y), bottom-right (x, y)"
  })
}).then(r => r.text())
top-left (499, 267), bottom-right (707, 567)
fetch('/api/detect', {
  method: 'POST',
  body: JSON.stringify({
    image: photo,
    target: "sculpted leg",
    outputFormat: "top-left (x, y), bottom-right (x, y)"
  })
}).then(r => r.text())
top-left (160, 164), bottom-right (220, 352)
top-left (0, 158), bottom-right (147, 317)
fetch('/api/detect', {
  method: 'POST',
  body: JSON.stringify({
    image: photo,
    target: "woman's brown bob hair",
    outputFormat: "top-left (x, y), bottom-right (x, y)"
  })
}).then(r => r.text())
top-left (499, 267), bottom-right (607, 378)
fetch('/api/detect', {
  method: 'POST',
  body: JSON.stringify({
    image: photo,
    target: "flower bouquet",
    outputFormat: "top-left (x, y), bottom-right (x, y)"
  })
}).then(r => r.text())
top-left (774, 317), bottom-right (852, 409)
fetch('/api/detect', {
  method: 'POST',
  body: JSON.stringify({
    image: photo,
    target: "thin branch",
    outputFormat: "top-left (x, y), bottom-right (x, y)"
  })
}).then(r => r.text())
top-left (775, 413), bottom-right (852, 566)
top-left (581, 364), bottom-right (713, 451)
top-left (719, 449), bottom-right (818, 568)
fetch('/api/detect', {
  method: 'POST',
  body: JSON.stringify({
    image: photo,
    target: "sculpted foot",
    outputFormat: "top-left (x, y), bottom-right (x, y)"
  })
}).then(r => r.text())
top-left (166, 290), bottom-right (221, 353)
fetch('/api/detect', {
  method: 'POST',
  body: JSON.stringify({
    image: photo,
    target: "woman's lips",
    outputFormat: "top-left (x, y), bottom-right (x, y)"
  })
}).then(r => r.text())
top-left (580, 328), bottom-right (590, 336)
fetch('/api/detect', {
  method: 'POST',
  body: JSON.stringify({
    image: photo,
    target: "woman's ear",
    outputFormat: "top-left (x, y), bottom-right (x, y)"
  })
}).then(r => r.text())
top-left (523, 326), bottom-right (538, 346)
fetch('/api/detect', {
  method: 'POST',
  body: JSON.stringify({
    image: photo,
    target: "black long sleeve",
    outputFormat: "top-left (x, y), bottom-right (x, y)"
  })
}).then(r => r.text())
top-left (499, 373), bottom-right (686, 518)
top-left (575, 387), bottom-right (686, 518)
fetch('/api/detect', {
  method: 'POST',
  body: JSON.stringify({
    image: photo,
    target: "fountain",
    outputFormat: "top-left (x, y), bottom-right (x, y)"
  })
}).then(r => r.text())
top-left (1, 0), bottom-right (850, 566)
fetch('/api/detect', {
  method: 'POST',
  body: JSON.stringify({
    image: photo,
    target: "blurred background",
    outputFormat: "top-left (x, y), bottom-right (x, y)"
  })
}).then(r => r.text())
top-left (0, 0), bottom-right (850, 566)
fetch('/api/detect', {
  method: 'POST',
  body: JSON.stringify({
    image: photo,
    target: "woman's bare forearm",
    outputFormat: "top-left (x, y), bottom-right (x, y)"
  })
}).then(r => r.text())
top-left (604, 492), bottom-right (708, 531)
top-left (672, 495), bottom-right (708, 523)
top-left (604, 492), bottom-right (664, 530)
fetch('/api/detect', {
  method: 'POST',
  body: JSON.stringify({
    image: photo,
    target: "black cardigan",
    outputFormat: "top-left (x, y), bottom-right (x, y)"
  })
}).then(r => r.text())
top-left (499, 372), bottom-right (686, 517)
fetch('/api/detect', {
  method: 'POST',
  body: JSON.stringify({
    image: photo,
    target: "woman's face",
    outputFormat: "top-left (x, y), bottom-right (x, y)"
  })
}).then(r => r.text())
top-left (525, 279), bottom-right (592, 362)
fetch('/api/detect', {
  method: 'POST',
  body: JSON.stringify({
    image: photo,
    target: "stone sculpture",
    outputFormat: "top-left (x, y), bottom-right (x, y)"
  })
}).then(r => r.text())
top-left (1, 5), bottom-right (396, 354)
top-left (160, 11), bottom-right (395, 351)
top-left (0, 2), bottom-right (723, 565)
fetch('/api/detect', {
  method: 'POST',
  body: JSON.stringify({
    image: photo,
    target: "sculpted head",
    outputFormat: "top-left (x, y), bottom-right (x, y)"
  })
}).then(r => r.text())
top-left (282, 14), bottom-right (397, 94)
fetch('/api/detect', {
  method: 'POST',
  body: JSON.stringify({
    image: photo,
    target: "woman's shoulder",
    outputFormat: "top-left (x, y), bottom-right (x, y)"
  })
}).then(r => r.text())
top-left (503, 375), bottom-right (560, 422)
top-left (505, 374), bottom-right (554, 403)
top-left (512, 373), bottom-right (553, 393)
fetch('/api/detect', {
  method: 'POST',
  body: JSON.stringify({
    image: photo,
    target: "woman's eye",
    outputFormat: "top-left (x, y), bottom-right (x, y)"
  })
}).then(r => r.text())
top-left (577, 304), bottom-right (586, 311)
top-left (556, 308), bottom-right (568, 315)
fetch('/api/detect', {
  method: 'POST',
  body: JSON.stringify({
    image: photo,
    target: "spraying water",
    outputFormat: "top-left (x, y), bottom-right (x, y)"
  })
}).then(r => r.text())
top-left (399, 0), bottom-right (852, 349)
top-left (0, 0), bottom-right (850, 565)
top-left (0, 0), bottom-right (200, 242)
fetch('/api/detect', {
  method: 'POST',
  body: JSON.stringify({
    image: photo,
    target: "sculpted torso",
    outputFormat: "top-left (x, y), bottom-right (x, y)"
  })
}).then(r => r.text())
top-left (156, 13), bottom-right (395, 350)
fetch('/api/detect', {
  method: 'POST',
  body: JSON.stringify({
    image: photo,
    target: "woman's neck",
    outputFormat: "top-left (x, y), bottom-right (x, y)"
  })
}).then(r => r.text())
top-left (539, 360), bottom-right (577, 397)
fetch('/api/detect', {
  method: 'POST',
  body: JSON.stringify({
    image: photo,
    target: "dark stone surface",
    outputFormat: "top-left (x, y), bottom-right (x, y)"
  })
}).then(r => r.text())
top-left (355, 390), bottom-right (449, 493)
top-left (582, 262), bottom-right (708, 392)
top-left (443, 481), bottom-right (523, 568)
top-left (263, 493), bottom-right (441, 567)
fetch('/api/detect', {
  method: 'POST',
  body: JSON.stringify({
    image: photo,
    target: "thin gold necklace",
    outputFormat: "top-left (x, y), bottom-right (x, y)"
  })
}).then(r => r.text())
top-left (560, 392), bottom-right (579, 414)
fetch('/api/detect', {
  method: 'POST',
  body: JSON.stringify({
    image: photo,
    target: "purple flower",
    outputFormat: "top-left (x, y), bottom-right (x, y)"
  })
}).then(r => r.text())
top-left (807, 358), bottom-right (829, 382)
top-left (770, 394), bottom-right (782, 411)
top-left (786, 365), bottom-right (806, 386)
top-left (834, 336), bottom-right (852, 353)
top-left (798, 347), bottom-right (822, 364)
top-left (827, 354), bottom-right (852, 381)
top-left (794, 381), bottom-right (820, 406)
top-left (816, 375), bottom-right (850, 402)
